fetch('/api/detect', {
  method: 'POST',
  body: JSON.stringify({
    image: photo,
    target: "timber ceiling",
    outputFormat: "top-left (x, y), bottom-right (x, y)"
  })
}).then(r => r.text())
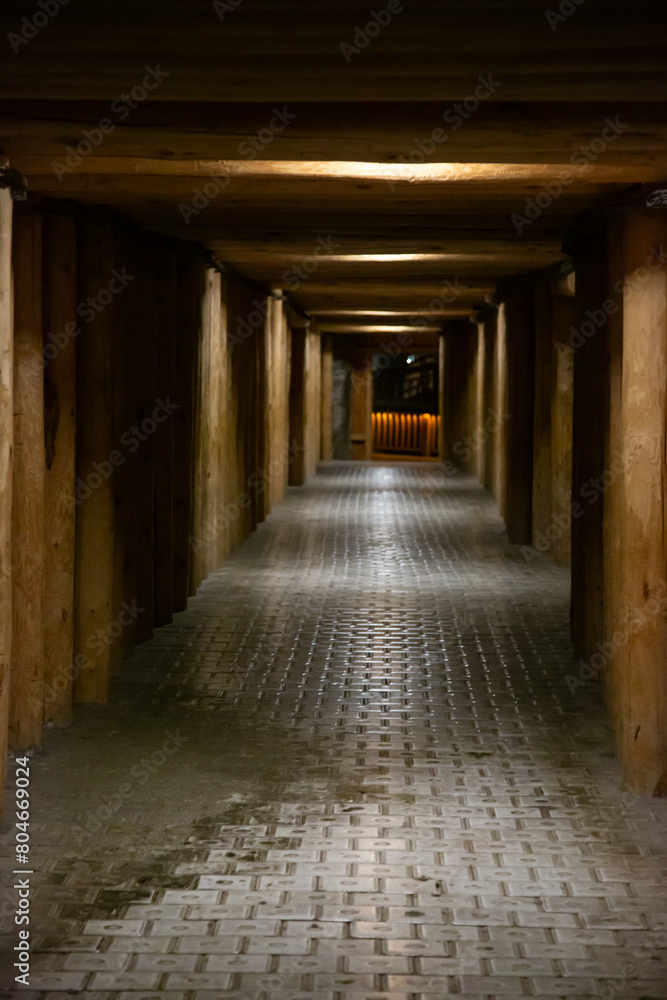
top-left (1, 0), bottom-right (666, 331)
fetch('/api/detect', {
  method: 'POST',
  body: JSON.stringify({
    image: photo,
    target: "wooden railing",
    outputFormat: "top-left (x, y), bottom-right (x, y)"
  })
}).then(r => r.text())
top-left (372, 412), bottom-right (440, 457)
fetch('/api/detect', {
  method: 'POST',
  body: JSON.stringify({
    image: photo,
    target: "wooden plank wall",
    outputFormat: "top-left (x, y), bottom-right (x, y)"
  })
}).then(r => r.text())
top-left (1, 203), bottom-right (295, 815)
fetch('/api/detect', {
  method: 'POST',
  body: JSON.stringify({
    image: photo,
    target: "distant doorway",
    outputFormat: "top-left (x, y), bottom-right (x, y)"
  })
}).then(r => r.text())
top-left (372, 351), bottom-right (440, 460)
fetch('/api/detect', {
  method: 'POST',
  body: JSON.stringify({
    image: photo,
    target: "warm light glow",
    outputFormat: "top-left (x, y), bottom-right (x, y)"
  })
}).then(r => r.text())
top-left (324, 253), bottom-right (470, 263)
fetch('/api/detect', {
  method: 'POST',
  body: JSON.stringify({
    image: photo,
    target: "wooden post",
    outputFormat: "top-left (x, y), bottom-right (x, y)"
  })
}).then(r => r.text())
top-left (349, 349), bottom-right (373, 461)
top-left (42, 215), bottom-right (77, 726)
top-left (532, 281), bottom-right (554, 547)
top-left (570, 230), bottom-right (609, 661)
top-left (11, 209), bottom-right (44, 746)
top-left (305, 330), bottom-right (322, 479)
top-left (614, 207), bottom-right (667, 794)
top-left (438, 332), bottom-right (446, 463)
top-left (74, 223), bottom-right (115, 703)
top-left (482, 313), bottom-right (497, 494)
top-left (473, 323), bottom-right (485, 482)
top-left (504, 288), bottom-right (535, 545)
top-left (492, 304), bottom-right (508, 512)
top-left (0, 186), bottom-right (13, 800)
top-left (289, 327), bottom-right (307, 483)
top-left (550, 311), bottom-right (574, 567)
top-left (153, 247), bottom-right (177, 625)
top-left (320, 335), bottom-right (334, 461)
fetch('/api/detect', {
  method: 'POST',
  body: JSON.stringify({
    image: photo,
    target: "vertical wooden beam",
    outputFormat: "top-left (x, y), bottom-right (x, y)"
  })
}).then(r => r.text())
top-left (349, 349), bottom-right (373, 461)
top-left (615, 207), bottom-right (667, 794)
top-left (0, 186), bottom-right (13, 799)
top-left (532, 281), bottom-right (554, 547)
top-left (482, 313), bottom-right (497, 494)
top-left (42, 215), bottom-right (76, 726)
top-left (172, 257), bottom-right (202, 611)
top-left (11, 209), bottom-right (44, 746)
top-left (153, 248), bottom-right (177, 625)
top-left (74, 223), bottom-right (115, 703)
top-left (473, 323), bottom-right (485, 482)
top-left (571, 231), bottom-right (609, 660)
top-left (289, 327), bottom-right (307, 483)
top-left (550, 308), bottom-right (574, 567)
top-left (492, 304), bottom-right (508, 512)
top-left (504, 289), bottom-right (535, 545)
top-left (438, 332), bottom-right (446, 463)
top-left (320, 335), bottom-right (334, 462)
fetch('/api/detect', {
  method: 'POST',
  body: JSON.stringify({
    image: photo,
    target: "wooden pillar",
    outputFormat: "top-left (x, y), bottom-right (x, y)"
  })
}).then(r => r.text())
top-left (320, 335), bottom-right (334, 461)
top-left (570, 230), bottom-right (609, 660)
top-left (289, 327), bottom-right (307, 483)
top-left (550, 310), bottom-right (574, 567)
top-left (532, 281), bottom-right (554, 547)
top-left (74, 223), bottom-right (115, 703)
top-left (305, 330), bottom-right (322, 479)
top-left (0, 186), bottom-right (13, 797)
top-left (614, 206), bottom-right (667, 794)
top-left (11, 209), bottom-right (44, 746)
top-left (349, 349), bottom-right (373, 461)
top-left (504, 288), bottom-right (535, 545)
top-left (153, 248), bottom-right (177, 626)
top-left (492, 305), bottom-right (508, 511)
top-left (482, 313), bottom-right (497, 494)
top-left (172, 256), bottom-right (202, 610)
top-left (42, 215), bottom-right (77, 726)
top-left (438, 332), bottom-right (446, 463)
top-left (472, 324), bottom-right (485, 482)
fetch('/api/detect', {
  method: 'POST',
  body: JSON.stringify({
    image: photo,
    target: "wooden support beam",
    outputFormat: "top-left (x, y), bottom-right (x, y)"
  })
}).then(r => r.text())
top-left (320, 336), bottom-right (334, 462)
top-left (42, 215), bottom-right (77, 726)
top-left (504, 289), bottom-right (535, 546)
top-left (614, 207), bottom-right (667, 794)
top-left (570, 231), bottom-right (609, 661)
top-left (0, 186), bottom-right (13, 801)
top-left (11, 209), bottom-right (44, 746)
top-left (304, 331), bottom-right (322, 480)
top-left (550, 301), bottom-right (575, 567)
top-left (288, 328), bottom-right (307, 485)
top-left (532, 282), bottom-right (554, 548)
top-left (73, 223), bottom-right (115, 703)
top-left (349, 350), bottom-right (373, 462)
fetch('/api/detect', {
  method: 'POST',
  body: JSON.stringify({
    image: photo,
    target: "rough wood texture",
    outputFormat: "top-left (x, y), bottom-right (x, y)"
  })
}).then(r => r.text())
top-left (491, 305), bottom-right (508, 514)
top-left (0, 186), bottom-right (13, 798)
top-left (11, 210), bottom-right (44, 746)
top-left (320, 336), bottom-right (334, 461)
top-left (615, 207), bottom-right (667, 794)
top-left (42, 215), bottom-right (76, 726)
top-left (349, 350), bottom-right (373, 462)
top-left (571, 231), bottom-right (609, 662)
top-left (504, 289), bottom-right (535, 546)
top-left (73, 223), bottom-right (115, 703)
top-left (304, 331), bottom-right (322, 481)
top-left (550, 301), bottom-right (575, 567)
top-left (532, 282), bottom-right (554, 547)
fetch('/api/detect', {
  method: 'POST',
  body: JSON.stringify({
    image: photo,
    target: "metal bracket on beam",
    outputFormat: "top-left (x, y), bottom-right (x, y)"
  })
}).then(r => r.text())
top-left (0, 167), bottom-right (28, 201)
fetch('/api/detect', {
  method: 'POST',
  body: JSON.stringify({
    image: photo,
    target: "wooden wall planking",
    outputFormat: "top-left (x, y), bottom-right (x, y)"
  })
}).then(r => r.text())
top-left (73, 223), bottom-right (116, 702)
top-left (614, 207), bottom-right (667, 794)
top-left (42, 216), bottom-right (77, 724)
top-left (10, 210), bottom-right (45, 747)
top-left (320, 335), bottom-right (334, 462)
top-left (0, 187), bottom-right (13, 791)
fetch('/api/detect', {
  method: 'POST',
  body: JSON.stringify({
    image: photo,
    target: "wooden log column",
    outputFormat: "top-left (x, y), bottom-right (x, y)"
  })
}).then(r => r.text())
top-left (614, 205), bottom-right (667, 794)
top-left (532, 281), bottom-right (554, 548)
top-left (550, 295), bottom-right (575, 566)
top-left (503, 288), bottom-right (535, 546)
top-left (570, 230), bottom-right (609, 661)
top-left (0, 186), bottom-right (13, 797)
top-left (288, 327), bottom-right (307, 484)
top-left (482, 312), bottom-right (497, 495)
top-left (42, 215), bottom-right (77, 725)
top-left (349, 349), bottom-right (373, 461)
top-left (11, 209), bottom-right (45, 746)
top-left (320, 335), bottom-right (334, 462)
top-left (74, 223), bottom-right (116, 703)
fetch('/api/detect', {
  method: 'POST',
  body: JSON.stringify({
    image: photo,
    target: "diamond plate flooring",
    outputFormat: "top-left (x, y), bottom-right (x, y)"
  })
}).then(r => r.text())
top-left (2, 462), bottom-right (667, 1000)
